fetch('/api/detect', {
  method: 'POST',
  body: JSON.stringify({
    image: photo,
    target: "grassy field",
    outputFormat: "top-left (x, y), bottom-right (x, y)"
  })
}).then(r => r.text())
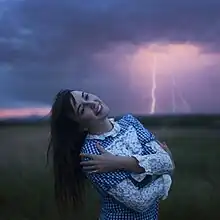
top-left (0, 117), bottom-right (220, 220)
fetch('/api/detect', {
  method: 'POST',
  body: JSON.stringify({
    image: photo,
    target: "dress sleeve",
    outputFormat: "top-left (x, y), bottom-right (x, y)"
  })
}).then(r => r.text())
top-left (131, 140), bottom-right (174, 176)
top-left (124, 114), bottom-right (174, 178)
top-left (108, 174), bottom-right (172, 213)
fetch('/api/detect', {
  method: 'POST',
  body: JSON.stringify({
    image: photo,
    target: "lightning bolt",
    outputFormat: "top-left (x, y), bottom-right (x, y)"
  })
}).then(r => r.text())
top-left (179, 91), bottom-right (191, 113)
top-left (171, 74), bottom-right (191, 113)
top-left (171, 75), bottom-right (177, 113)
top-left (150, 54), bottom-right (157, 114)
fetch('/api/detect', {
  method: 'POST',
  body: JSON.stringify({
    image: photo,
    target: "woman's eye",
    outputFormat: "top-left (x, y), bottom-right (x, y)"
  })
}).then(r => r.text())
top-left (85, 94), bottom-right (89, 100)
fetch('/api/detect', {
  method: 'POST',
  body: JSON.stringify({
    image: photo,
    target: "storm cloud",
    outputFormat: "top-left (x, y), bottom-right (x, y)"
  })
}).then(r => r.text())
top-left (0, 0), bottom-right (220, 114)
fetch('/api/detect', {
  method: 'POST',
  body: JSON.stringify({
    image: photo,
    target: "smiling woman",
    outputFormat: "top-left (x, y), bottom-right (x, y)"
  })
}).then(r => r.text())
top-left (47, 89), bottom-right (174, 220)
top-left (69, 91), bottom-right (110, 126)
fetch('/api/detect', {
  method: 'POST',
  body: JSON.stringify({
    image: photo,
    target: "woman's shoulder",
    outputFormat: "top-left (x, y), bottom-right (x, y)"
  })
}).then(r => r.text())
top-left (118, 113), bottom-right (141, 125)
top-left (119, 114), bottom-right (155, 141)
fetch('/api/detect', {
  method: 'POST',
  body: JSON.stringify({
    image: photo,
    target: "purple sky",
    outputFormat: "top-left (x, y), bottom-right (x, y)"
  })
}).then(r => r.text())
top-left (0, 0), bottom-right (220, 117)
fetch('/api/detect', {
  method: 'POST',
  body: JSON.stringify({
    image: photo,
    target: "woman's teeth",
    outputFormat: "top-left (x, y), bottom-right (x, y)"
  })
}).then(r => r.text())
top-left (96, 104), bottom-right (101, 114)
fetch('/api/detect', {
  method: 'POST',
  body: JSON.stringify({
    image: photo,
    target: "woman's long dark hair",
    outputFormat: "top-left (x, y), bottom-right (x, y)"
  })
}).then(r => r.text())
top-left (47, 89), bottom-right (88, 213)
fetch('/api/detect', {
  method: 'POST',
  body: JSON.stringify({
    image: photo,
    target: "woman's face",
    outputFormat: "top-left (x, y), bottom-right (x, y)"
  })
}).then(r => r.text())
top-left (69, 90), bottom-right (110, 125)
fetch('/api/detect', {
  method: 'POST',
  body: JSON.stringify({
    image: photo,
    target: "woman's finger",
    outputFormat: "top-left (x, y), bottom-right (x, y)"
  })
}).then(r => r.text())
top-left (80, 160), bottom-right (98, 166)
top-left (82, 165), bottom-right (97, 171)
top-left (80, 153), bottom-right (96, 160)
top-left (88, 170), bottom-right (99, 174)
top-left (162, 141), bottom-right (167, 146)
top-left (96, 143), bottom-right (107, 153)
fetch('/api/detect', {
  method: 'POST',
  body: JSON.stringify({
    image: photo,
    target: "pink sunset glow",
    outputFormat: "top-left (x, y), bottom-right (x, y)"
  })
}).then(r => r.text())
top-left (98, 43), bottom-right (220, 78)
top-left (92, 42), bottom-right (220, 114)
top-left (0, 108), bottom-right (51, 119)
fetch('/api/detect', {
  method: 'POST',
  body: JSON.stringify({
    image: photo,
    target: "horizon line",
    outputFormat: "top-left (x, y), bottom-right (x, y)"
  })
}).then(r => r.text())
top-left (0, 107), bottom-right (51, 119)
top-left (0, 107), bottom-right (220, 119)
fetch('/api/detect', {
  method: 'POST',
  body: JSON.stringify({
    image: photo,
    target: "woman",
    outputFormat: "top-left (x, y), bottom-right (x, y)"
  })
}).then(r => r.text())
top-left (48, 89), bottom-right (174, 220)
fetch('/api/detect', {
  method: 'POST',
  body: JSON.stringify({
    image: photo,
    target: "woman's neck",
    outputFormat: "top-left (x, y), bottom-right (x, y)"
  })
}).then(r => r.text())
top-left (87, 118), bottom-right (113, 135)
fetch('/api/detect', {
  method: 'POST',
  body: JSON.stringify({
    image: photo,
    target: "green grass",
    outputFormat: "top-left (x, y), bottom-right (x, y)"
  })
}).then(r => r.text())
top-left (0, 117), bottom-right (220, 220)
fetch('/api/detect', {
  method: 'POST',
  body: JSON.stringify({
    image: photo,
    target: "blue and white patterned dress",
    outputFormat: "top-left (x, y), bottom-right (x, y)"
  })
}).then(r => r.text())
top-left (81, 114), bottom-right (173, 220)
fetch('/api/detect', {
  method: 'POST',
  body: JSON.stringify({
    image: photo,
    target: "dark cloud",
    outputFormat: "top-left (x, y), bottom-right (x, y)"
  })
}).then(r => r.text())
top-left (0, 0), bottom-right (220, 113)
top-left (17, 0), bottom-right (220, 52)
top-left (1, 0), bottom-right (219, 64)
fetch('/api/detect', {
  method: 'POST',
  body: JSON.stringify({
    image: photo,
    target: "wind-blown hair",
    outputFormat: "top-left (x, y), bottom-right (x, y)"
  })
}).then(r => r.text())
top-left (47, 89), bottom-right (88, 213)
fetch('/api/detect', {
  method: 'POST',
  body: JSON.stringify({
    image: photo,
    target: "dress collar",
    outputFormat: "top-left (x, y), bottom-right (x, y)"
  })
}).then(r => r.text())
top-left (86, 118), bottom-right (121, 140)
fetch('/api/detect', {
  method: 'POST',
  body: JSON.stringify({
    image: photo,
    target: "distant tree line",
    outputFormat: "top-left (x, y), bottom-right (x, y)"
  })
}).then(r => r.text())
top-left (1, 114), bottom-right (220, 128)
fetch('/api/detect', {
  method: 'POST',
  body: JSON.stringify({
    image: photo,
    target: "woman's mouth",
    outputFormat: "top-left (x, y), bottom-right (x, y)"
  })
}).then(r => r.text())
top-left (95, 103), bottom-right (102, 115)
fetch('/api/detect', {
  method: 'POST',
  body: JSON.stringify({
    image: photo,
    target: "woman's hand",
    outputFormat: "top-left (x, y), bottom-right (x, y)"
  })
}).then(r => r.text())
top-left (80, 143), bottom-right (123, 173)
top-left (80, 141), bottom-right (175, 174)
top-left (80, 143), bottom-right (144, 173)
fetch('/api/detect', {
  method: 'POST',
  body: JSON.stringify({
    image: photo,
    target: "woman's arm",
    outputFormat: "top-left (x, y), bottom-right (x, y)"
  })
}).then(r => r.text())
top-left (130, 140), bottom-right (174, 176)
top-left (81, 141), bottom-right (174, 175)
top-left (81, 142), bottom-right (172, 213)
top-left (86, 171), bottom-right (172, 213)
top-left (116, 141), bottom-right (175, 176)
top-left (124, 114), bottom-right (175, 176)
top-left (80, 144), bottom-right (145, 173)
top-left (108, 174), bottom-right (172, 213)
